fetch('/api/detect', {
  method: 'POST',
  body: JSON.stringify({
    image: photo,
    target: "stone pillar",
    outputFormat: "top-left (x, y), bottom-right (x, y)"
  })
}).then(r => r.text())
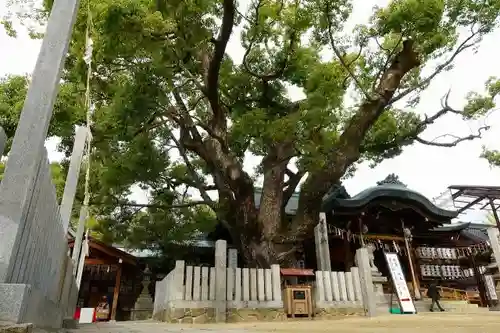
top-left (228, 248), bottom-right (238, 268)
top-left (355, 248), bottom-right (377, 317)
top-left (131, 267), bottom-right (154, 320)
top-left (314, 213), bottom-right (331, 271)
top-left (488, 227), bottom-right (500, 276)
top-left (0, 0), bottom-right (81, 284)
top-left (314, 225), bottom-right (322, 269)
top-left (71, 207), bottom-right (87, 275)
top-left (319, 213), bottom-right (331, 271)
top-left (214, 240), bottom-right (227, 322)
top-left (60, 127), bottom-right (89, 233)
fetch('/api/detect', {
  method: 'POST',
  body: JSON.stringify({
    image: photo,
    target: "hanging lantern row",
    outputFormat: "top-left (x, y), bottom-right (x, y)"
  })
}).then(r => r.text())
top-left (420, 264), bottom-right (487, 280)
top-left (84, 264), bottom-right (117, 281)
top-left (416, 242), bottom-right (490, 260)
top-left (327, 225), bottom-right (403, 253)
top-left (328, 225), bottom-right (491, 257)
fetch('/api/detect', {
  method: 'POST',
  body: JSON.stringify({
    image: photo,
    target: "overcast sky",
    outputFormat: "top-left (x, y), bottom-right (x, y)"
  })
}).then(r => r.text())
top-left (1, 0), bottom-right (499, 223)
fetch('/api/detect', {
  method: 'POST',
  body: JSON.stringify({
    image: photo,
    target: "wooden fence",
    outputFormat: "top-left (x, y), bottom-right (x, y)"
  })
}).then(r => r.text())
top-left (153, 260), bottom-right (282, 315)
top-left (315, 268), bottom-right (363, 306)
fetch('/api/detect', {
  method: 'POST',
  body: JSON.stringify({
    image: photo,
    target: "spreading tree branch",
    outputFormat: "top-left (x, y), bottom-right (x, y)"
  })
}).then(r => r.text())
top-left (91, 200), bottom-right (211, 209)
top-left (389, 30), bottom-right (481, 104)
top-left (325, 2), bottom-right (371, 101)
top-left (362, 90), bottom-right (491, 154)
top-left (242, 0), bottom-right (296, 82)
top-left (206, 0), bottom-right (236, 129)
top-left (168, 130), bottom-right (215, 206)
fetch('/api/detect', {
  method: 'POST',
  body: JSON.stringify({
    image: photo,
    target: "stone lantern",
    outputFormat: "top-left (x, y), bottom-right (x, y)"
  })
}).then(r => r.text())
top-left (131, 266), bottom-right (154, 320)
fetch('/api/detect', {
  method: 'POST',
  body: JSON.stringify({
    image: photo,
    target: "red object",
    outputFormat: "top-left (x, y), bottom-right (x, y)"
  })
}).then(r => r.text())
top-left (73, 308), bottom-right (97, 323)
top-left (280, 268), bottom-right (315, 276)
top-left (74, 308), bottom-right (81, 320)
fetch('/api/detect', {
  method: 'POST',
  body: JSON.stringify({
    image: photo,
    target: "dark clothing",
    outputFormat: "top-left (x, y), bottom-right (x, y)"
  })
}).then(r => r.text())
top-left (430, 298), bottom-right (445, 311)
top-left (428, 283), bottom-right (445, 312)
top-left (427, 284), bottom-right (440, 300)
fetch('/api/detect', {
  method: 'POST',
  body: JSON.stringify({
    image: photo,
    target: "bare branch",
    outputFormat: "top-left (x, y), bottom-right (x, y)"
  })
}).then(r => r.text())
top-left (415, 126), bottom-right (490, 147)
top-left (361, 90), bottom-right (489, 154)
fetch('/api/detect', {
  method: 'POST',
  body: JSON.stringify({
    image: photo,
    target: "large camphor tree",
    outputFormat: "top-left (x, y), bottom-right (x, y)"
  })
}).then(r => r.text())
top-left (2, 0), bottom-right (500, 266)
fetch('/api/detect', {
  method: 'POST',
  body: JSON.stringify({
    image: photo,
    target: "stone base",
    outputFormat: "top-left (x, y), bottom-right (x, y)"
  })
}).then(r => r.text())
top-left (130, 309), bottom-right (153, 321)
top-left (226, 308), bottom-right (286, 323)
top-left (156, 307), bottom-right (287, 324)
top-left (164, 308), bottom-right (215, 324)
top-left (0, 284), bottom-right (63, 329)
top-left (61, 318), bottom-right (78, 329)
top-left (0, 322), bottom-right (33, 333)
top-left (314, 307), bottom-right (364, 319)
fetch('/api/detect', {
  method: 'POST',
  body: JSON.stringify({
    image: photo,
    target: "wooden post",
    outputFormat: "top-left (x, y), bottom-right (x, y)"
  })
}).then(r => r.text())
top-left (402, 222), bottom-right (421, 300)
top-left (110, 261), bottom-right (122, 321)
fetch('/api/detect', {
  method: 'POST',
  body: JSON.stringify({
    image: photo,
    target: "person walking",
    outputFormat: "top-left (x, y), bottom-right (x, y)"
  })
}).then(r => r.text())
top-left (427, 281), bottom-right (445, 312)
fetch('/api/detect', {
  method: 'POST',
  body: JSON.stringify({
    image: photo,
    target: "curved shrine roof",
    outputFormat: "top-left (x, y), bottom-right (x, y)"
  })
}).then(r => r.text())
top-left (322, 183), bottom-right (458, 220)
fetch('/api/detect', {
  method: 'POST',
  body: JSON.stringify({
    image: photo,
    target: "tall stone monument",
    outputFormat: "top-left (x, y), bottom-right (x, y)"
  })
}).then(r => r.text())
top-left (131, 266), bottom-right (154, 321)
top-left (314, 212), bottom-right (331, 271)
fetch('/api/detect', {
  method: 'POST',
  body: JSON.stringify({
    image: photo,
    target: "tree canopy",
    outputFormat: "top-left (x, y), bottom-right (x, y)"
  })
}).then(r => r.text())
top-left (2, 0), bottom-right (500, 266)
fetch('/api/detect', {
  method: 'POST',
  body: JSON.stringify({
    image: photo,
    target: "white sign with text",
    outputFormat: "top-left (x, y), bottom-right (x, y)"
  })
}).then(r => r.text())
top-left (384, 252), bottom-right (417, 313)
top-left (485, 274), bottom-right (498, 300)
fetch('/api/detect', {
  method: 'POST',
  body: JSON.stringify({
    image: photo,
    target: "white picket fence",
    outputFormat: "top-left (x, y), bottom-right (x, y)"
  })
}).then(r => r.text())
top-left (153, 260), bottom-right (282, 317)
top-left (315, 267), bottom-right (363, 306)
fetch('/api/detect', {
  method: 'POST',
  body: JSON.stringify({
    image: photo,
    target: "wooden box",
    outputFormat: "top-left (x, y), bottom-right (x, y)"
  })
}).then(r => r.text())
top-left (284, 285), bottom-right (313, 318)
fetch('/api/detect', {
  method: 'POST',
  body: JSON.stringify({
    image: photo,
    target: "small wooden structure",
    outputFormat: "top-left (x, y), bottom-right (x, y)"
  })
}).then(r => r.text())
top-left (284, 285), bottom-right (313, 318)
top-left (68, 237), bottom-right (139, 321)
top-left (281, 268), bottom-right (314, 318)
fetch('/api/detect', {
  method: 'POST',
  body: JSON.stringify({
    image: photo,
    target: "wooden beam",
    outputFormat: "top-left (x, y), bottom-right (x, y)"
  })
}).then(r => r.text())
top-left (89, 241), bottom-right (136, 266)
top-left (85, 258), bottom-right (118, 266)
top-left (363, 234), bottom-right (404, 241)
top-left (110, 263), bottom-right (122, 321)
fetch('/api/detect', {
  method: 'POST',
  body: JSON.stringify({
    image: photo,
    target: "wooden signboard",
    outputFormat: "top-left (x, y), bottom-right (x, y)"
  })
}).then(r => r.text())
top-left (384, 252), bottom-right (417, 314)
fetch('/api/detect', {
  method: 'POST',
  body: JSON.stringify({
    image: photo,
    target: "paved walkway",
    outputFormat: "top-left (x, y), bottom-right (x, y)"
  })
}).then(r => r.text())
top-left (68, 312), bottom-right (500, 333)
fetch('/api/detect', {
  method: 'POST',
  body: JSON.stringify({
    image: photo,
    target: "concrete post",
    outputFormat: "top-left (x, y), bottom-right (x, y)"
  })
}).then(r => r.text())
top-left (314, 225), bottom-right (322, 269)
top-left (319, 212), bottom-right (331, 271)
top-left (0, 127), bottom-right (7, 155)
top-left (214, 240), bottom-right (227, 322)
top-left (60, 127), bottom-right (89, 233)
top-left (228, 248), bottom-right (238, 268)
top-left (71, 207), bottom-right (88, 275)
top-left (355, 247), bottom-right (377, 317)
top-left (0, 0), bottom-right (81, 283)
top-left (487, 227), bottom-right (500, 275)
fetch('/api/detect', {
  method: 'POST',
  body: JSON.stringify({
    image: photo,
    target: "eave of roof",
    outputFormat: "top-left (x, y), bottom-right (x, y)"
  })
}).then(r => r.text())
top-left (323, 183), bottom-right (458, 220)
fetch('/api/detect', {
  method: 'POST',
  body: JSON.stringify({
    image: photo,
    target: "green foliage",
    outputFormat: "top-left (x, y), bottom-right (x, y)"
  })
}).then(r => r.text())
top-left (482, 148), bottom-right (500, 167)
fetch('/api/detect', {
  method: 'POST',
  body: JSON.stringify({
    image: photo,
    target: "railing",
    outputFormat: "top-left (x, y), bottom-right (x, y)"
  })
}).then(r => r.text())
top-left (420, 286), bottom-right (472, 301)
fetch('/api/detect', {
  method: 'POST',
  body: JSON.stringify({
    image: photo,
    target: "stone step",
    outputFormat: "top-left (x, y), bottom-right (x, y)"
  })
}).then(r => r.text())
top-left (376, 299), bottom-right (491, 315)
top-left (0, 322), bottom-right (33, 333)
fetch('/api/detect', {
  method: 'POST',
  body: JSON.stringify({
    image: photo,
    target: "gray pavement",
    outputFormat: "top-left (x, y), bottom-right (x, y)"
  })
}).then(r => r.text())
top-left (66, 313), bottom-right (500, 333)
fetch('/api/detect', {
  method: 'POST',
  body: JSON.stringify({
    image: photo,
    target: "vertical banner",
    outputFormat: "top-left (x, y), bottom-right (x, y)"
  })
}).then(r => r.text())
top-left (484, 274), bottom-right (498, 300)
top-left (384, 252), bottom-right (417, 314)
